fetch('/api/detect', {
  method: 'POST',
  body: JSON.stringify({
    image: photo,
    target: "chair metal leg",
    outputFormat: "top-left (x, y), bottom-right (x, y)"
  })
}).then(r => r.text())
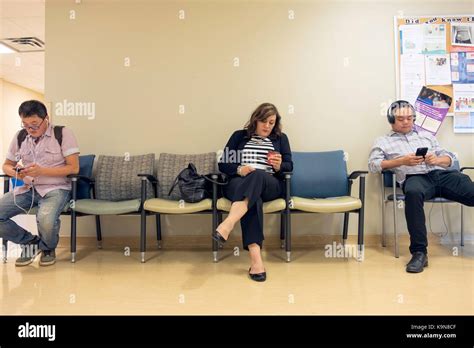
top-left (217, 212), bottom-right (224, 249)
top-left (357, 245), bottom-right (364, 262)
top-left (356, 175), bottom-right (366, 262)
top-left (212, 198), bottom-right (219, 263)
top-left (280, 213), bottom-right (286, 249)
top-left (460, 205), bottom-right (464, 247)
top-left (393, 179), bottom-right (399, 258)
top-left (380, 176), bottom-right (386, 247)
top-left (155, 213), bottom-right (162, 249)
top-left (2, 239), bottom-right (7, 263)
top-left (357, 211), bottom-right (365, 262)
top-left (342, 213), bottom-right (349, 259)
top-left (71, 178), bottom-right (78, 263)
top-left (140, 209), bottom-right (146, 263)
top-left (342, 212), bottom-right (349, 242)
top-left (95, 215), bottom-right (102, 249)
top-left (71, 209), bottom-right (77, 263)
top-left (285, 209), bottom-right (291, 263)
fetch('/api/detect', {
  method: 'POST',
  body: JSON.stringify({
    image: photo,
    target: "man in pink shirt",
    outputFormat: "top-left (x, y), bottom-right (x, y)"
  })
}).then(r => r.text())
top-left (1, 100), bottom-right (80, 266)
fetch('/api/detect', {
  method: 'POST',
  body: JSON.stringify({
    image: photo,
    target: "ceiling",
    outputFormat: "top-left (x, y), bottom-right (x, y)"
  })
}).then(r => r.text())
top-left (0, 0), bottom-right (44, 94)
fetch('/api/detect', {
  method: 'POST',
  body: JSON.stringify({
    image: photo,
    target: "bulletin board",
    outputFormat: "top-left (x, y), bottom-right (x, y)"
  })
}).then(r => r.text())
top-left (394, 15), bottom-right (474, 134)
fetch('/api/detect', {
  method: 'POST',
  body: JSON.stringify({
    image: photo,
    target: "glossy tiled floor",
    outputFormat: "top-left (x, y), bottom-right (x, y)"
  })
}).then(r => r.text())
top-left (1, 238), bottom-right (472, 315)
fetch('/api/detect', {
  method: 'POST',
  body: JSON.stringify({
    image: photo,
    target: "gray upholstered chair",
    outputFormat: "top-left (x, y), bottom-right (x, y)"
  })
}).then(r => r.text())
top-left (70, 153), bottom-right (155, 262)
top-left (140, 153), bottom-right (217, 263)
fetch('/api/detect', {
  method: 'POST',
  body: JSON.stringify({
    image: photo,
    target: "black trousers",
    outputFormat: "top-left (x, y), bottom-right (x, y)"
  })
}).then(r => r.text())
top-left (402, 170), bottom-right (474, 254)
top-left (223, 170), bottom-right (282, 250)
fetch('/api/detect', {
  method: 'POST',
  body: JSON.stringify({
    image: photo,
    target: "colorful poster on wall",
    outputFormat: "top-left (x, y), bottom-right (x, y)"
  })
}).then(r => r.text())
top-left (425, 54), bottom-right (451, 85)
top-left (400, 25), bottom-right (423, 54)
top-left (450, 52), bottom-right (474, 83)
top-left (422, 24), bottom-right (447, 55)
top-left (414, 86), bottom-right (452, 135)
top-left (400, 54), bottom-right (425, 104)
top-left (400, 24), bottom-right (447, 55)
top-left (451, 23), bottom-right (474, 47)
top-left (453, 84), bottom-right (474, 112)
top-left (454, 112), bottom-right (474, 133)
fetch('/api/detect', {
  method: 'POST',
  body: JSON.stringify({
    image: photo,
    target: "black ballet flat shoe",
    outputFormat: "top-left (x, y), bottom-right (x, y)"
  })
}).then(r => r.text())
top-left (212, 230), bottom-right (227, 246)
top-left (248, 268), bottom-right (266, 282)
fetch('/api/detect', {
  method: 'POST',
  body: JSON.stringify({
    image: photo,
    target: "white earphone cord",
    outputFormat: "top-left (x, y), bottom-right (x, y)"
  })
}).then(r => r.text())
top-left (13, 167), bottom-right (35, 215)
top-left (13, 146), bottom-right (38, 215)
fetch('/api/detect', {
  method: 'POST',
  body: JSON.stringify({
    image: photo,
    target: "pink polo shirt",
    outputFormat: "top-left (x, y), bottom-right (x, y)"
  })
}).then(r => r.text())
top-left (6, 124), bottom-right (80, 197)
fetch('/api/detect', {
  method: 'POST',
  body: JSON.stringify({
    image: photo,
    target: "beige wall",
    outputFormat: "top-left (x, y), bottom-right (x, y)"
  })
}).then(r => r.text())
top-left (45, 0), bottom-right (474, 241)
top-left (0, 80), bottom-right (3, 164)
top-left (1, 78), bottom-right (44, 173)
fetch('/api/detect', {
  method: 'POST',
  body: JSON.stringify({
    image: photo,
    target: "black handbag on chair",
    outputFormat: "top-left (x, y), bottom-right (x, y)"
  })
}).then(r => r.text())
top-left (168, 163), bottom-right (228, 203)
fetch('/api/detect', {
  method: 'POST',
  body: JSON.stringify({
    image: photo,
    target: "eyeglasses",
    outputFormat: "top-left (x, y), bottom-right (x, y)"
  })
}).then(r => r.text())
top-left (21, 118), bottom-right (46, 131)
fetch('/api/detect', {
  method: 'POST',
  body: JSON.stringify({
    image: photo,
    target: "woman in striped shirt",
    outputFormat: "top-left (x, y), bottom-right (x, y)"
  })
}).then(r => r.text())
top-left (216, 103), bottom-right (293, 282)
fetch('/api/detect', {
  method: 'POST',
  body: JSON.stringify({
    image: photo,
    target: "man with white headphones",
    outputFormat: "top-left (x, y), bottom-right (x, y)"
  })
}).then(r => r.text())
top-left (0, 100), bottom-right (80, 266)
top-left (368, 100), bottom-right (474, 273)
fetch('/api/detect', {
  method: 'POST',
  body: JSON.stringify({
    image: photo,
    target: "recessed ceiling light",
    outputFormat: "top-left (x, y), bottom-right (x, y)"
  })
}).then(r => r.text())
top-left (0, 43), bottom-right (15, 54)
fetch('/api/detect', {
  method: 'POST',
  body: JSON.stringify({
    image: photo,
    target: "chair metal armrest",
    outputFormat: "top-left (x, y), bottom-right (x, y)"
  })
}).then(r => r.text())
top-left (460, 166), bottom-right (474, 172)
top-left (67, 174), bottom-right (95, 184)
top-left (69, 175), bottom-right (95, 201)
top-left (1, 173), bottom-right (11, 194)
top-left (348, 171), bottom-right (368, 180)
top-left (282, 172), bottom-right (292, 207)
top-left (138, 174), bottom-right (158, 199)
top-left (347, 171), bottom-right (368, 196)
top-left (359, 171), bottom-right (367, 206)
top-left (137, 173), bottom-right (158, 184)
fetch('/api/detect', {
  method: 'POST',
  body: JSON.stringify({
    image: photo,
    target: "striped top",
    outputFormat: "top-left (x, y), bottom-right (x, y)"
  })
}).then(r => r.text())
top-left (241, 135), bottom-right (275, 174)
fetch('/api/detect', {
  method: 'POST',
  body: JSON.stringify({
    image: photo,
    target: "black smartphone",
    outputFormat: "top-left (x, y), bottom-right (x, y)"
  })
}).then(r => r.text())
top-left (415, 147), bottom-right (428, 158)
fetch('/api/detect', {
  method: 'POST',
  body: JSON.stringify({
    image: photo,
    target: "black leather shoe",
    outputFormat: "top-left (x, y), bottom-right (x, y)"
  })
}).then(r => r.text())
top-left (406, 251), bottom-right (428, 273)
top-left (212, 230), bottom-right (227, 246)
top-left (248, 268), bottom-right (266, 282)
